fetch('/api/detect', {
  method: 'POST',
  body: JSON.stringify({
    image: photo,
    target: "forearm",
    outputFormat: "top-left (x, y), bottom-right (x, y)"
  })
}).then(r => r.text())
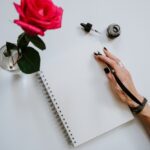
top-left (128, 93), bottom-right (150, 135)
top-left (137, 103), bottom-right (150, 135)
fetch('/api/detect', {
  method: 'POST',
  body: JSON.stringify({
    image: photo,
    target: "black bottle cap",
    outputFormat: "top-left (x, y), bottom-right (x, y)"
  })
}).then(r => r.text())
top-left (80, 23), bottom-right (93, 32)
top-left (107, 24), bottom-right (121, 38)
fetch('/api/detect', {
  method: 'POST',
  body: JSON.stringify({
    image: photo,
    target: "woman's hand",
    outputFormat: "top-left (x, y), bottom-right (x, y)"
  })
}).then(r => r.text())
top-left (94, 47), bottom-right (144, 108)
top-left (94, 48), bottom-right (150, 133)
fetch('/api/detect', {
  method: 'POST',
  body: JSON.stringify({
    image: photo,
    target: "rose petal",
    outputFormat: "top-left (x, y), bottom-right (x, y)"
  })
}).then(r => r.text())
top-left (14, 20), bottom-right (44, 36)
top-left (14, 2), bottom-right (25, 18)
top-left (21, 0), bottom-right (25, 10)
top-left (47, 15), bottom-right (63, 29)
top-left (25, 7), bottom-right (63, 30)
top-left (26, 17), bottom-right (52, 29)
top-left (25, 0), bottom-right (43, 20)
top-left (25, 0), bottom-right (56, 21)
top-left (47, 7), bottom-right (63, 29)
top-left (45, 1), bottom-right (59, 19)
top-left (43, 3), bottom-right (63, 22)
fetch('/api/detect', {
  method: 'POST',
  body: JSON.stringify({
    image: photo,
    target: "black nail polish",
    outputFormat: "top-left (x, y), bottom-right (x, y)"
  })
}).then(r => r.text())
top-left (94, 52), bottom-right (98, 55)
top-left (104, 47), bottom-right (107, 51)
top-left (104, 67), bottom-right (110, 74)
top-left (94, 51), bottom-right (102, 56)
top-left (97, 51), bottom-right (102, 55)
top-left (94, 52), bottom-right (102, 56)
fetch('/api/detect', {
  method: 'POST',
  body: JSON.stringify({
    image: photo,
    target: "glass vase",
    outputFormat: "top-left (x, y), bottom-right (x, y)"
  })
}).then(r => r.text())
top-left (0, 45), bottom-right (20, 73)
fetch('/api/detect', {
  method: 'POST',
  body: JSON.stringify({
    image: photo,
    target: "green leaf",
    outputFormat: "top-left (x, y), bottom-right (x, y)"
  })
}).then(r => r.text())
top-left (6, 42), bottom-right (18, 50)
top-left (17, 32), bottom-right (30, 49)
top-left (26, 35), bottom-right (46, 50)
top-left (4, 42), bottom-right (18, 57)
top-left (17, 32), bottom-right (25, 45)
top-left (18, 47), bottom-right (41, 74)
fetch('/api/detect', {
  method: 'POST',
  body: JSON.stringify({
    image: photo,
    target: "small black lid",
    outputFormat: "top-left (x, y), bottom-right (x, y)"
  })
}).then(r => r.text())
top-left (80, 23), bottom-right (93, 32)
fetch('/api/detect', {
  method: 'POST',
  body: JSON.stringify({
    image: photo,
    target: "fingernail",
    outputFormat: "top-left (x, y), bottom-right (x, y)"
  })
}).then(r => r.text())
top-left (97, 51), bottom-right (102, 55)
top-left (94, 52), bottom-right (98, 55)
top-left (94, 51), bottom-right (102, 55)
top-left (104, 47), bottom-right (107, 51)
top-left (104, 67), bottom-right (110, 74)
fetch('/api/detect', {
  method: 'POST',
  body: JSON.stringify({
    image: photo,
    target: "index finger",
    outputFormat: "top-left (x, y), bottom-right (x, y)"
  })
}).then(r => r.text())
top-left (103, 47), bottom-right (120, 63)
top-left (94, 52), bottom-right (117, 70)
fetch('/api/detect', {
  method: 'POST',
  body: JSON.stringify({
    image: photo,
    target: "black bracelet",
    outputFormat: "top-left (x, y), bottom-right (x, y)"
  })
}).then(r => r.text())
top-left (129, 98), bottom-right (148, 114)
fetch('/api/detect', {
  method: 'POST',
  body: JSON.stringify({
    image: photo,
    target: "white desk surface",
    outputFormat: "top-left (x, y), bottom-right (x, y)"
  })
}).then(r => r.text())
top-left (0, 0), bottom-right (150, 150)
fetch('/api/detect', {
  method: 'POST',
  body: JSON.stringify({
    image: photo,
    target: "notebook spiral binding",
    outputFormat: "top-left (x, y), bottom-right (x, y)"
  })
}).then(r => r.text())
top-left (36, 71), bottom-right (77, 146)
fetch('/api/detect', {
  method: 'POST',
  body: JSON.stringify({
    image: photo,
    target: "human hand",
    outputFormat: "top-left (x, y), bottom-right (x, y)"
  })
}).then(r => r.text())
top-left (94, 47), bottom-right (144, 108)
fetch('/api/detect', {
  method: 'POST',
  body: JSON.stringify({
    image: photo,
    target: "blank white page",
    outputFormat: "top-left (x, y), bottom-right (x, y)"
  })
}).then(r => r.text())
top-left (41, 0), bottom-right (133, 146)
top-left (41, 45), bottom-right (133, 146)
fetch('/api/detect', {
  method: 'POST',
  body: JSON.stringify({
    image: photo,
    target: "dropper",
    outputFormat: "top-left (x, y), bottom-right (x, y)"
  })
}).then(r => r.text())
top-left (80, 23), bottom-right (101, 34)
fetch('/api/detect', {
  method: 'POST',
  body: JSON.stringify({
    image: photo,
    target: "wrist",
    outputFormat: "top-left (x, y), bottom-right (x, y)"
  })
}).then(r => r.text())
top-left (128, 93), bottom-right (144, 108)
top-left (129, 97), bottom-right (148, 115)
top-left (138, 103), bottom-right (150, 116)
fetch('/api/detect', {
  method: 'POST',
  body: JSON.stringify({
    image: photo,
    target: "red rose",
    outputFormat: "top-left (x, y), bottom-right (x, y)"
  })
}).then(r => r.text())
top-left (14, 0), bottom-right (63, 36)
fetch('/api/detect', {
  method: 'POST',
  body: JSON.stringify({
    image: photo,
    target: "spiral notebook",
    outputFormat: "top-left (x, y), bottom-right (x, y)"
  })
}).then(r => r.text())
top-left (37, 0), bottom-right (133, 145)
top-left (38, 47), bottom-right (133, 147)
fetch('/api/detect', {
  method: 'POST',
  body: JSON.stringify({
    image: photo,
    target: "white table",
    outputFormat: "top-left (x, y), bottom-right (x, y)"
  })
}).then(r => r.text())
top-left (0, 0), bottom-right (150, 150)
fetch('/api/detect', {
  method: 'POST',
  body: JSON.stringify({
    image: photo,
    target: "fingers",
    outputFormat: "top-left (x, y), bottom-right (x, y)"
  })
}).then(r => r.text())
top-left (104, 67), bottom-right (117, 86)
top-left (116, 90), bottom-right (128, 103)
top-left (95, 50), bottom-right (130, 105)
top-left (94, 52), bottom-right (117, 69)
top-left (104, 67), bottom-right (127, 103)
top-left (94, 47), bottom-right (121, 71)
top-left (103, 47), bottom-right (120, 63)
